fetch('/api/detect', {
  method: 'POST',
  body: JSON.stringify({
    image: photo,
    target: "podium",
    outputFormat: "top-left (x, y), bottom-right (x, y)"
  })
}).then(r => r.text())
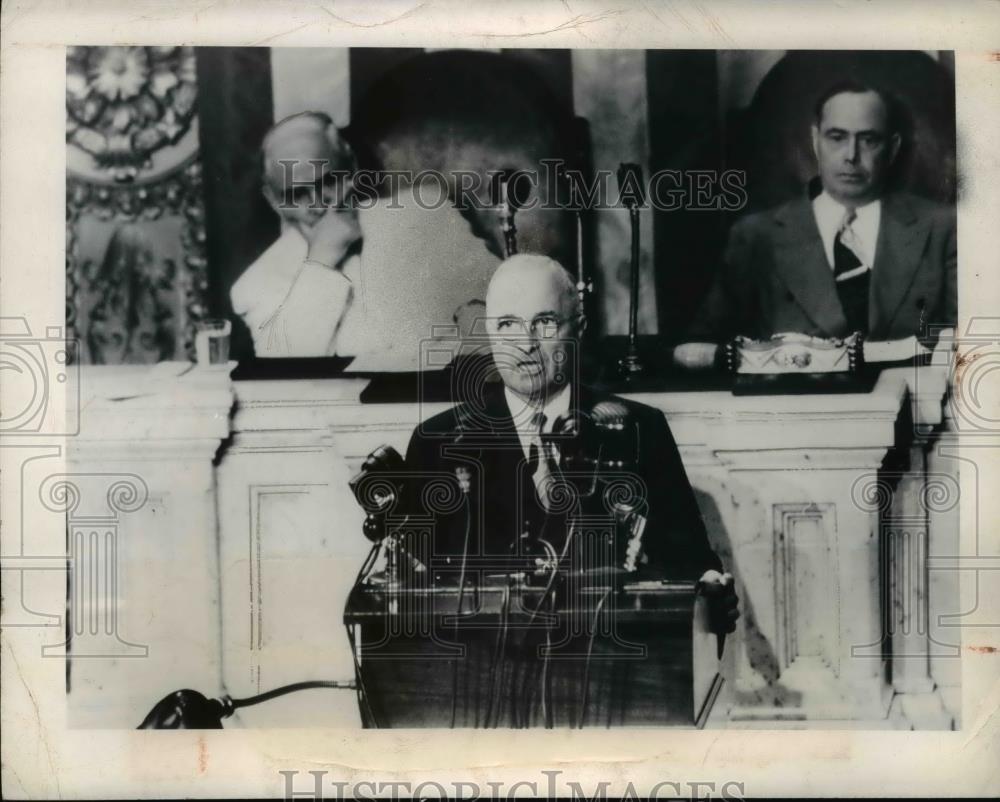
top-left (344, 576), bottom-right (722, 728)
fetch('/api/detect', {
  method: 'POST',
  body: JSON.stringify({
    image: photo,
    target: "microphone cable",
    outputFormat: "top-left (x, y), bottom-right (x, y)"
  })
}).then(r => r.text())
top-left (483, 579), bottom-right (511, 728)
top-left (352, 540), bottom-right (381, 589)
top-left (578, 588), bottom-right (611, 728)
top-left (526, 513), bottom-right (578, 625)
top-left (524, 437), bottom-right (607, 624)
top-left (449, 490), bottom-right (473, 728)
top-left (344, 622), bottom-right (380, 728)
top-left (540, 591), bottom-right (556, 728)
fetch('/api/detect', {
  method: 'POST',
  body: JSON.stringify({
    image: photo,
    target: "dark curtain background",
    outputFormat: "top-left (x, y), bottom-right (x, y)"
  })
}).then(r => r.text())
top-left (646, 50), bottom-right (722, 342)
top-left (195, 47), bottom-right (278, 362)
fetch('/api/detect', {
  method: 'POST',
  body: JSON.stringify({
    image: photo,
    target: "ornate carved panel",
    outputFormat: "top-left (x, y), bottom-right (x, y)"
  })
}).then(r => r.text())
top-left (65, 46), bottom-right (207, 364)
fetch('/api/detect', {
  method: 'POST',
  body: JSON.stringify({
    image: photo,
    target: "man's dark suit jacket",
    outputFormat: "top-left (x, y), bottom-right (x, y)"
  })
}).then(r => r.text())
top-left (688, 191), bottom-right (957, 342)
top-left (402, 381), bottom-right (721, 581)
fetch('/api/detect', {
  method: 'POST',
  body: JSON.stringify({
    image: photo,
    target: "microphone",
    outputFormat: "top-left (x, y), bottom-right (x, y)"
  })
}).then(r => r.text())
top-left (490, 168), bottom-right (525, 256)
top-left (349, 444), bottom-right (407, 542)
top-left (589, 400), bottom-right (647, 573)
top-left (348, 444), bottom-right (428, 582)
top-left (548, 400), bottom-right (637, 488)
top-left (617, 164), bottom-right (646, 376)
top-left (591, 400), bottom-right (636, 470)
top-left (490, 168), bottom-right (529, 212)
top-left (549, 409), bottom-right (595, 467)
top-left (591, 399), bottom-right (629, 427)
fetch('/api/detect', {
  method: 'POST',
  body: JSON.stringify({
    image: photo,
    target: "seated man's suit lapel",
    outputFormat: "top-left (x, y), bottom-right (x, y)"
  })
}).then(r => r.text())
top-left (771, 197), bottom-right (850, 337)
top-left (771, 193), bottom-right (933, 340)
top-left (869, 193), bottom-right (931, 338)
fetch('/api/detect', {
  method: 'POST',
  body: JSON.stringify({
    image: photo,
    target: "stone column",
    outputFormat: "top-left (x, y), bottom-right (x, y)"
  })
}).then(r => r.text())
top-left (926, 402), bottom-right (962, 726)
top-left (883, 366), bottom-right (956, 728)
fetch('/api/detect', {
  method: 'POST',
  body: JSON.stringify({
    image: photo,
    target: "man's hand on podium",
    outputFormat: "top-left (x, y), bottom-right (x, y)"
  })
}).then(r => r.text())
top-left (698, 570), bottom-right (739, 636)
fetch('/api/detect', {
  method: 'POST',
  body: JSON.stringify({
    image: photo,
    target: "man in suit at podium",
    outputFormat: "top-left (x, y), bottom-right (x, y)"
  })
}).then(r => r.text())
top-left (676, 81), bottom-right (956, 369)
top-left (403, 254), bottom-right (737, 631)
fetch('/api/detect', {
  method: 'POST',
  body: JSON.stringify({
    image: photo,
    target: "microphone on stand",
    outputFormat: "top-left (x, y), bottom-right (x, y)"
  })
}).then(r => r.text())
top-left (349, 444), bottom-right (406, 544)
top-left (548, 408), bottom-right (598, 495)
top-left (491, 169), bottom-right (525, 257)
top-left (348, 444), bottom-right (428, 581)
top-left (592, 400), bottom-right (647, 572)
top-left (556, 400), bottom-right (647, 575)
top-left (548, 400), bottom-right (637, 486)
top-left (616, 163), bottom-right (646, 377)
top-left (590, 400), bottom-right (633, 468)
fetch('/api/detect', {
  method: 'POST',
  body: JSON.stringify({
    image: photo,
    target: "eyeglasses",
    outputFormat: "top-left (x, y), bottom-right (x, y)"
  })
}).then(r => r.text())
top-left (493, 313), bottom-right (570, 339)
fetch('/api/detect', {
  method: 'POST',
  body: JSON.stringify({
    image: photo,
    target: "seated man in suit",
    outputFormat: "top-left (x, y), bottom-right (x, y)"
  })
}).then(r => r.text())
top-left (675, 80), bottom-right (956, 369)
top-left (403, 254), bottom-right (737, 632)
top-left (230, 112), bottom-right (364, 357)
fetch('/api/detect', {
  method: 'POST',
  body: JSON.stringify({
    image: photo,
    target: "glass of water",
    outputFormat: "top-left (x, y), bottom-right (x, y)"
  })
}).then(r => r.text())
top-left (195, 318), bottom-right (231, 366)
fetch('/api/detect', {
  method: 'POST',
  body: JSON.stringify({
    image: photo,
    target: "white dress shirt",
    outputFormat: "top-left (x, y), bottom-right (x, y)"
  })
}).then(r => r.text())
top-left (812, 191), bottom-right (881, 272)
top-left (230, 226), bottom-right (363, 357)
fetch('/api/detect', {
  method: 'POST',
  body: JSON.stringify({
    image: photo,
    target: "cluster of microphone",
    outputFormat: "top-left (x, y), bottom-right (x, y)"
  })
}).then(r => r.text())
top-left (348, 400), bottom-right (648, 582)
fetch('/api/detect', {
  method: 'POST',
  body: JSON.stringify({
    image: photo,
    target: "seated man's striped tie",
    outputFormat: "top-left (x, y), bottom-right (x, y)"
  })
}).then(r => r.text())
top-left (833, 210), bottom-right (870, 335)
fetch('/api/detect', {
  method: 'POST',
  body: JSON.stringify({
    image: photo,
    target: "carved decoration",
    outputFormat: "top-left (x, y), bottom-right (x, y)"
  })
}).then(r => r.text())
top-left (66, 46), bottom-right (198, 183)
top-left (65, 47), bottom-right (207, 365)
top-left (66, 163), bottom-right (208, 363)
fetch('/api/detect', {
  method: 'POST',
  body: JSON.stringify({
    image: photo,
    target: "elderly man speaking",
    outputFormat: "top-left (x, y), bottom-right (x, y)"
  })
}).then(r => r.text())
top-left (230, 111), bottom-right (363, 357)
top-left (403, 254), bottom-right (738, 635)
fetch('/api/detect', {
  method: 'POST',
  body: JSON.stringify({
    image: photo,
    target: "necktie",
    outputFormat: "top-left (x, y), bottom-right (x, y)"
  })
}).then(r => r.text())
top-left (833, 211), bottom-right (870, 334)
top-left (526, 413), bottom-right (553, 512)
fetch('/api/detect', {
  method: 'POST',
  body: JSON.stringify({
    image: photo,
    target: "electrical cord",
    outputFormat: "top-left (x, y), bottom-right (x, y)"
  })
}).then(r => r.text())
top-left (525, 440), bottom-right (603, 624)
top-left (353, 540), bottom-right (381, 589)
top-left (345, 623), bottom-right (379, 728)
top-left (483, 581), bottom-right (511, 728)
top-left (526, 518), bottom-right (576, 625)
top-left (494, 577), bottom-right (512, 727)
top-left (578, 589), bottom-right (610, 728)
top-left (220, 679), bottom-right (357, 715)
top-left (540, 588), bottom-right (555, 728)
top-left (450, 495), bottom-right (472, 728)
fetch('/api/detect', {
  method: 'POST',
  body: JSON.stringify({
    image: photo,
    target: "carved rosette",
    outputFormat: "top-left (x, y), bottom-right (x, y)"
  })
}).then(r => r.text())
top-left (66, 46), bottom-right (198, 183)
top-left (65, 46), bottom-right (207, 364)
